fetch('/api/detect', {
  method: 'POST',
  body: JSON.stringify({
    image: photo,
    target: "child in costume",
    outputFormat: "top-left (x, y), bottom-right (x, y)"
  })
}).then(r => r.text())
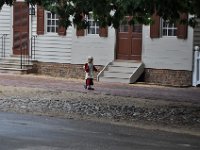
top-left (84, 56), bottom-right (97, 90)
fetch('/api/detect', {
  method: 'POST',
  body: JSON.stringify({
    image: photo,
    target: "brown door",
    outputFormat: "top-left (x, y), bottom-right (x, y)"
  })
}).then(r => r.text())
top-left (13, 2), bottom-right (29, 55)
top-left (116, 18), bottom-right (142, 60)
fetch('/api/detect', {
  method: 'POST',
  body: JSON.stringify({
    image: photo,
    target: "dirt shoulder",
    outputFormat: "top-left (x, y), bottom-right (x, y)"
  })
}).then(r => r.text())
top-left (0, 85), bottom-right (199, 136)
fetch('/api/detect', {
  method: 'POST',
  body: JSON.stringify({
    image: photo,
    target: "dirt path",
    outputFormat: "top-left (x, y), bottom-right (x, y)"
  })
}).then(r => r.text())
top-left (0, 74), bottom-right (200, 103)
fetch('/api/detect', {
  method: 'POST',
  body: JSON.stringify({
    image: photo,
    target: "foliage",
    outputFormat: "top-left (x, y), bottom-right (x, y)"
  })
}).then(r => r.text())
top-left (0, 0), bottom-right (200, 29)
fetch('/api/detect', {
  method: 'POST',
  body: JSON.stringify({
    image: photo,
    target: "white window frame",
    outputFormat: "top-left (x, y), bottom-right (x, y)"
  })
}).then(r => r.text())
top-left (87, 13), bottom-right (99, 35)
top-left (46, 11), bottom-right (59, 34)
top-left (161, 19), bottom-right (177, 37)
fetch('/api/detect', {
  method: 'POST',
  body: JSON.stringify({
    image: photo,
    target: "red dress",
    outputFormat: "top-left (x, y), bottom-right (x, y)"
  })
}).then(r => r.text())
top-left (84, 63), bottom-right (97, 86)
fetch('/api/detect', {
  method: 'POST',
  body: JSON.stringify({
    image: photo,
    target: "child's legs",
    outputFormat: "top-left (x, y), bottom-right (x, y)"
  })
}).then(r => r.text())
top-left (86, 78), bottom-right (94, 87)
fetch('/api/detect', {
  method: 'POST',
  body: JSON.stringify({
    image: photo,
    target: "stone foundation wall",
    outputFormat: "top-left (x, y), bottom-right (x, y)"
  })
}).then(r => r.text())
top-left (32, 62), bottom-right (192, 86)
top-left (143, 69), bottom-right (192, 87)
top-left (32, 61), bottom-right (103, 80)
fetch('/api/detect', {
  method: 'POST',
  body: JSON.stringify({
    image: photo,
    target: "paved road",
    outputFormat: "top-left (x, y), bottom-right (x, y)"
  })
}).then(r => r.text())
top-left (0, 74), bottom-right (200, 103)
top-left (0, 112), bottom-right (200, 150)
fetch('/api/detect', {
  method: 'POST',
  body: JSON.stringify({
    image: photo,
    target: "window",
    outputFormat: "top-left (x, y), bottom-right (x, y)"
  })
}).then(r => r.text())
top-left (87, 13), bottom-right (99, 34)
top-left (119, 19), bottom-right (129, 33)
top-left (46, 12), bottom-right (59, 33)
top-left (161, 19), bottom-right (177, 37)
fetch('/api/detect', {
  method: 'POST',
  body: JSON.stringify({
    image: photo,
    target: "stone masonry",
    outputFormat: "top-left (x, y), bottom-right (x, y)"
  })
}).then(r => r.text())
top-left (143, 69), bottom-right (192, 87)
top-left (32, 61), bottom-right (103, 80)
top-left (31, 62), bottom-right (192, 87)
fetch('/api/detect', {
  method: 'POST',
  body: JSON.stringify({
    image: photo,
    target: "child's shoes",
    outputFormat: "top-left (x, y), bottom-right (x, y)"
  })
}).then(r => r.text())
top-left (87, 87), bottom-right (94, 90)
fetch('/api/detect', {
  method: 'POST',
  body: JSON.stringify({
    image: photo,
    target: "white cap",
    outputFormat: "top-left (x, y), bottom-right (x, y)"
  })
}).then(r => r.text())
top-left (88, 56), bottom-right (93, 60)
top-left (194, 46), bottom-right (200, 51)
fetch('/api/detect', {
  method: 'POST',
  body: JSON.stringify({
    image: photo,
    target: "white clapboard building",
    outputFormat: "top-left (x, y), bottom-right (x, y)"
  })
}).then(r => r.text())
top-left (0, 1), bottom-right (200, 86)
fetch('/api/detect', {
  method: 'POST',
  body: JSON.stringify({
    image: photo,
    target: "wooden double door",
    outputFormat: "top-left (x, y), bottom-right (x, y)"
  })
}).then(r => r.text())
top-left (13, 2), bottom-right (29, 55)
top-left (116, 18), bottom-right (142, 60)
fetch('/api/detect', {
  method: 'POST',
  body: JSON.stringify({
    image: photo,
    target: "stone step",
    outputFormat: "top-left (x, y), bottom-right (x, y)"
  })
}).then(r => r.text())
top-left (0, 62), bottom-right (32, 68)
top-left (0, 56), bottom-right (31, 62)
top-left (103, 71), bottom-right (132, 78)
top-left (108, 66), bottom-right (136, 73)
top-left (0, 57), bottom-right (34, 74)
top-left (99, 77), bottom-right (130, 84)
top-left (98, 61), bottom-right (144, 84)
top-left (111, 61), bottom-right (141, 68)
top-left (0, 67), bottom-right (28, 74)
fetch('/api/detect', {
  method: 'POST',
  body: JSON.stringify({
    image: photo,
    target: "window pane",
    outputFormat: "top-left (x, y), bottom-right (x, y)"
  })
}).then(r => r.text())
top-left (163, 21), bottom-right (167, 27)
top-left (90, 21), bottom-right (95, 26)
top-left (52, 20), bottom-right (55, 25)
top-left (91, 28), bottom-right (95, 34)
top-left (168, 29), bottom-right (173, 36)
top-left (162, 19), bottom-right (176, 37)
top-left (47, 27), bottom-right (51, 32)
top-left (47, 13), bottom-right (51, 18)
top-left (133, 24), bottom-right (142, 33)
top-left (120, 25), bottom-right (129, 32)
top-left (163, 29), bottom-right (167, 36)
top-left (46, 12), bottom-right (59, 33)
top-left (47, 20), bottom-right (51, 25)
top-left (89, 28), bottom-right (95, 34)
top-left (52, 27), bottom-right (55, 32)
top-left (87, 13), bottom-right (99, 35)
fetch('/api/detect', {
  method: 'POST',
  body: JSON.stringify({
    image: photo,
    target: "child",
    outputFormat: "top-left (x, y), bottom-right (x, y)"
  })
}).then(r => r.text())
top-left (83, 56), bottom-right (97, 90)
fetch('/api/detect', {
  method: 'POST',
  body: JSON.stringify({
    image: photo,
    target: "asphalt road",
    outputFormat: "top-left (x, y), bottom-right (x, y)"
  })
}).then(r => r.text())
top-left (0, 112), bottom-right (199, 150)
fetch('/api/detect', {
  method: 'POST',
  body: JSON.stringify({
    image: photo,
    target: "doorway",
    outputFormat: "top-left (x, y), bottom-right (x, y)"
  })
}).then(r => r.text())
top-left (13, 2), bottom-right (29, 55)
top-left (116, 18), bottom-right (142, 60)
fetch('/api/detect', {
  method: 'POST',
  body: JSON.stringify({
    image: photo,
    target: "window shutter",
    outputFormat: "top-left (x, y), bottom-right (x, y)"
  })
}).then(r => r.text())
top-left (99, 27), bottom-right (108, 37)
top-left (58, 26), bottom-right (66, 36)
top-left (150, 13), bottom-right (160, 38)
top-left (76, 13), bottom-right (85, 37)
top-left (37, 6), bottom-right (44, 35)
top-left (177, 13), bottom-right (188, 39)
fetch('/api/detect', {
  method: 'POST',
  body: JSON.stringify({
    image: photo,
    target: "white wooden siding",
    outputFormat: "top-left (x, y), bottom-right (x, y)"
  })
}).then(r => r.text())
top-left (142, 25), bottom-right (193, 71)
top-left (31, 13), bottom-right (37, 35)
top-left (34, 33), bottom-right (72, 63)
top-left (71, 28), bottom-right (115, 66)
top-left (32, 8), bottom-right (72, 63)
top-left (0, 5), bottom-right (12, 57)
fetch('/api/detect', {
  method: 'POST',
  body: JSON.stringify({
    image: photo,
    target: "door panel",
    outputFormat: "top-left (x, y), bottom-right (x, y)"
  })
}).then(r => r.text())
top-left (13, 2), bottom-right (29, 55)
top-left (117, 35), bottom-right (131, 59)
top-left (117, 18), bottom-right (142, 60)
top-left (131, 24), bottom-right (142, 60)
